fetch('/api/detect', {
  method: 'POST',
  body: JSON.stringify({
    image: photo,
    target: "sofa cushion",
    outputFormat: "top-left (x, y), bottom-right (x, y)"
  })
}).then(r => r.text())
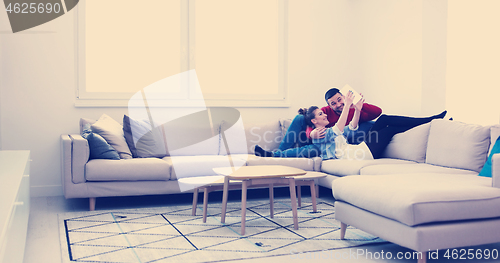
top-left (280, 118), bottom-right (292, 139)
top-left (246, 156), bottom-right (316, 171)
top-left (81, 124), bottom-right (120, 160)
top-left (80, 118), bottom-right (97, 134)
top-left (220, 120), bottom-right (282, 154)
top-left (321, 158), bottom-right (416, 176)
top-left (333, 173), bottom-right (500, 226)
top-left (91, 114), bottom-right (133, 159)
top-left (219, 118), bottom-right (252, 155)
top-left (85, 158), bottom-right (170, 181)
top-left (381, 123), bottom-right (430, 163)
top-left (360, 163), bottom-right (478, 176)
top-left (162, 155), bottom-right (247, 180)
top-left (225, 154), bottom-right (259, 164)
top-left (123, 115), bottom-right (167, 158)
top-left (426, 119), bottom-right (490, 172)
top-left (163, 119), bottom-right (220, 156)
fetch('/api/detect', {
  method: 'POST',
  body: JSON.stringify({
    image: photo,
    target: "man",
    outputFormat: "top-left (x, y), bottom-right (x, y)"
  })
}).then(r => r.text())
top-left (254, 87), bottom-right (382, 158)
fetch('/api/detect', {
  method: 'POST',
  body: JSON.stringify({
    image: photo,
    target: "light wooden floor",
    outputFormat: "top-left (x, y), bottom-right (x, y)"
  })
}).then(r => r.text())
top-left (23, 191), bottom-right (500, 263)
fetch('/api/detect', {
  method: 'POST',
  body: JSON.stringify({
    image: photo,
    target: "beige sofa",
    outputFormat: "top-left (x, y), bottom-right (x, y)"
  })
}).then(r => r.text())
top-left (331, 119), bottom-right (500, 263)
top-left (60, 116), bottom-right (327, 211)
top-left (61, 114), bottom-right (500, 261)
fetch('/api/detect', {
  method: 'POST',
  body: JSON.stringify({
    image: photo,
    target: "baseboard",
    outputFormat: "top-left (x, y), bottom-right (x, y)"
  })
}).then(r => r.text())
top-left (30, 185), bottom-right (63, 197)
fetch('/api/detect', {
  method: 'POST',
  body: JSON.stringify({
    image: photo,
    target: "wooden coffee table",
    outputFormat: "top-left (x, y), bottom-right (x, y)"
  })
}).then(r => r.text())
top-left (218, 165), bottom-right (318, 235)
top-left (186, 170), bottom-right (326, 227)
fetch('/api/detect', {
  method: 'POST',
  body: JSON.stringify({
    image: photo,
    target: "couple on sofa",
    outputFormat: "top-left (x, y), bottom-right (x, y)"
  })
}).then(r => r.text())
top-left (254, 87), bottom-right (447, 160)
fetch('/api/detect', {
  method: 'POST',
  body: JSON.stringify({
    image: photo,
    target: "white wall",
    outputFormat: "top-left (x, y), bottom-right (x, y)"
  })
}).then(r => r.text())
top-left (446, 0), bottom-right (500, 125)
top-left (0, 0), bottom-right (449, 196)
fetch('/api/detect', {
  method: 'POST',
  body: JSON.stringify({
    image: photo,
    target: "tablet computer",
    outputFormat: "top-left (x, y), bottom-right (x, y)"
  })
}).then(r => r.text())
top-left (340, 85), bottom-right (362, 104)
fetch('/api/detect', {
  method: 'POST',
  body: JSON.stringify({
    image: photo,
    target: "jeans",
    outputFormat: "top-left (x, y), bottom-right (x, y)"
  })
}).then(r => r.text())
top-left (345, 121), bottom-right (375, 144)
top-left (274, 114), bottom-right (320, 158)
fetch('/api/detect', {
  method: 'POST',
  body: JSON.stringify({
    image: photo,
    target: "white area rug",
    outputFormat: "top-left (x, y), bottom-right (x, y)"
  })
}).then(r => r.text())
top-left (59, 198), bottom-right (386, 262)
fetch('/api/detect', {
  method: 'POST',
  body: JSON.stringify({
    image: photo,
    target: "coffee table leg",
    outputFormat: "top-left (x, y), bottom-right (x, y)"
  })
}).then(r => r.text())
top-left (203, 187), bottom-right (209, 223)
top-left (192, 188), bottom-right (199, 216)
top-left (221, 176), bottom-right (230, 223)
top-left (288, 178), bottom-right (299, 230)
top-left (241, 180), bottom-right (249, 235)
top-left (269, 183), bottom-right (274, 219)
top-left (297, 185), bottom-right (302, 208)
top-left (309, 180), bottom-right (318, 212)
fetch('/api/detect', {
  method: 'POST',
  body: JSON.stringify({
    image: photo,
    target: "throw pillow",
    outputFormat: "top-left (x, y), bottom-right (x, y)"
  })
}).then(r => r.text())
top-left (81, 124), bottom-right (120, 160)
top-left (478, 135), bottom-right (500, 177)
top-left (91, 114), bottom-right (133, 159)
top-left (123, 115), bottom-right (168, 158)
top-left (489, 125), bottom-right (500, 155)
top-left (123, 115), bottom-right (139, 158)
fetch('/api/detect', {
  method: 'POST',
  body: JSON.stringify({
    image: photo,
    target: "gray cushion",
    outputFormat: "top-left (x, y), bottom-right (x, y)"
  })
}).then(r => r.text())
top-left (333, 173), bottom-right (500, 226)
top-left (321, 158), bottom-right (416, 176)
top-left (91, 114), bottom-right (133, 159)
top-left (123, 115), bottom-right (167, 158)
top-left (85, 158), bottom-right (171, 181)
top-left (360, 163), bottom-right (478, 176)
top-left (81, 124), bottom-right (120, 160)
top-left (426, 119), bottom-right (490, 172)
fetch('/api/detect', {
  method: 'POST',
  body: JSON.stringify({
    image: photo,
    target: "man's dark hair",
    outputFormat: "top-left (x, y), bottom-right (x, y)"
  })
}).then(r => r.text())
top-left (324, 88), bottom-right (341, 103)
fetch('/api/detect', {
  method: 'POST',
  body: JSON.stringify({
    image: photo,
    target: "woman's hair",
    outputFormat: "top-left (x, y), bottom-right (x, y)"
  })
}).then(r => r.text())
top-left (298, 106), bottom-right (319, 127)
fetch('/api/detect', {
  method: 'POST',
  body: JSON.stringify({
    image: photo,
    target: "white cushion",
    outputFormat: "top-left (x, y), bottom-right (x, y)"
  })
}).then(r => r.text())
top-left (382, 123), bottom-right (430, 163)
top-left (321, 158), bottom-right (416, 176)
top-left (280, 118), bottom-right (293, 138)
top-left (360, 163), bottom-right (478, 176)
top-left (91, 114), bottom-right (133, 159)
top-left (333, 173), bottom-right (499, 226)
top-left (426, 119), bottom-right (490, 172)
top-left (85, 158), bottom-right (170, 181)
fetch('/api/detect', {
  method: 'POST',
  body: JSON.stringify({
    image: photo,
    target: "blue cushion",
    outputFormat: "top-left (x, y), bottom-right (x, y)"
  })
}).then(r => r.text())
top-left (82, 124), bottom-right (120, 160)
top-left (478, 136), bottom-right (500, 177)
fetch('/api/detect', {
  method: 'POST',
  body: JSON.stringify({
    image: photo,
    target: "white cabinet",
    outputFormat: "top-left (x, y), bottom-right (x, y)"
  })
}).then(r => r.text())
top-left (0, 151), bottom-right (30, 263)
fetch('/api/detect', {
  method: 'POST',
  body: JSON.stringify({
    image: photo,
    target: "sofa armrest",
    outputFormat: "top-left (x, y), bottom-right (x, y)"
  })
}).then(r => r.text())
top-left (61, 135), bottom-right (72, 197)
top-left (66, 134), bottom-right (89, 184)
top-left (493, 153), bottom-right (500, 188)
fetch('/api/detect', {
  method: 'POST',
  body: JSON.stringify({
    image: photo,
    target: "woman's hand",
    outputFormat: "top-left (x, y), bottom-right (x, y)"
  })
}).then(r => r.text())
top-left (310, 127), bottom-right (327, 139)
top-left (344, 91), bottom-right (354, 108)
top-left (354, 97), bottom-right (365, 112)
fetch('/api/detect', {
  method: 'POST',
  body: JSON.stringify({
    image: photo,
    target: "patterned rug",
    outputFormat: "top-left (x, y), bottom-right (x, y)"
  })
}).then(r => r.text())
top-left (59, 197), bottom-right (386, 263)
